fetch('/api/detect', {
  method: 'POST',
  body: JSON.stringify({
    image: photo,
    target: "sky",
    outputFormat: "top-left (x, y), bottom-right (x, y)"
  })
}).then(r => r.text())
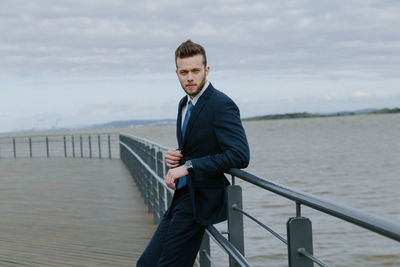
top-left (1, 0), bottom-right (399, 132)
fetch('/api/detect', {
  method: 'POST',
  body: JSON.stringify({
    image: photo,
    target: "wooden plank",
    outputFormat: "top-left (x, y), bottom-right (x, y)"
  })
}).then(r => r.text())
top-left (0, 158), bottom-right (156, 266)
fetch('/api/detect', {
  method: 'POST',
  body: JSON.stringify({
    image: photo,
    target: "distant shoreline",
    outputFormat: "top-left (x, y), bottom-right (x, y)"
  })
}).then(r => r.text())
top-left (2, 108), bottom-right (399, 135)
top-left (243, 107), bottom-right (400, 121)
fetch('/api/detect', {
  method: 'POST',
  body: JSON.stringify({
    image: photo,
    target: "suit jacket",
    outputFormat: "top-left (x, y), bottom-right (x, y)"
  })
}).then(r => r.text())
top-left (176, 83), bottom-right (250, 225)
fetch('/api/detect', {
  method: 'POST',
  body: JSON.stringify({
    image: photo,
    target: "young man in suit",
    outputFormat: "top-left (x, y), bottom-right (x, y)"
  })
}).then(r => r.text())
top-left (137, 40), bottom-right (250, 266)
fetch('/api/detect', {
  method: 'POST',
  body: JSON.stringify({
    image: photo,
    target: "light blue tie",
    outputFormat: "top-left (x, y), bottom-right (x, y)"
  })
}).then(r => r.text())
top-left (177, 100), bottom-right (193, 189)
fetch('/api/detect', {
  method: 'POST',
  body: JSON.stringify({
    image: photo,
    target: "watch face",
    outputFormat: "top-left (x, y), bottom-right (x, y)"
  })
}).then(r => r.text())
top-left (185, 160), bottom-right (193, 170)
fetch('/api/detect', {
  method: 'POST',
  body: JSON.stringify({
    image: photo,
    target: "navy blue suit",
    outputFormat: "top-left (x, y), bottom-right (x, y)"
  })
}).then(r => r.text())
top-left (137, 83), bottom-right (250, 266)
top-left (176, 83), bottom-right (250, 225)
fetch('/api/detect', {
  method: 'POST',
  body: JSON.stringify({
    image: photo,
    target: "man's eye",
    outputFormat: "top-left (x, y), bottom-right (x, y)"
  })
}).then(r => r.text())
top-left (180, 71), bottom-right (188, 75)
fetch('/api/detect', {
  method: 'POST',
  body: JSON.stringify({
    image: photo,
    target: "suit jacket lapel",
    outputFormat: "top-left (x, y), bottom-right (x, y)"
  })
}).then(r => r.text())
top-left (177, 96), bottom-right (187, 149)
top-left (182, 84), bottom-right (214, 147)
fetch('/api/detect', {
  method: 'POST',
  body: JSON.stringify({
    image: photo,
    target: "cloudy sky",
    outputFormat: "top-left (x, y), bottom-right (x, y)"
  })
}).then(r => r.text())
top-left (1, 0), bottom-right (399, 132)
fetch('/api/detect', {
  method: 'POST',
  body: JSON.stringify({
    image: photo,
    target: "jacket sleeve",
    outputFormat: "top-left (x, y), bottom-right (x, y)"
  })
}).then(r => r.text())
top-left (191, 98), bottom-right (250, 177)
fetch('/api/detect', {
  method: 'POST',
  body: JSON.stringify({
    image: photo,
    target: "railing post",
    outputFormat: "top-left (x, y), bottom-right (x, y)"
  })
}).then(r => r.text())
top-left (98, 135), bottom-right (102, 159)
top-left (146, 144), bottom-right (152, 167)
top-left (164, 167), bottom-right (173, 207)
top-left (143, 172), bottom-right (150, 207)
top-left (80, 135), bottom-right (83, 158)
top-left (63, 136), bottom-right (67, 157)
top-left (153, 180), bottom-right (160, 224)
top-left (147, 177), bottom-right (154, 213)
top-left (157, 150), bottom-right (164, 177)
top-left (227, 184), bottom-right (245, 267)
top-left (287, 216), bottom-right (314, 267)
top-left (157, 150), bottom-right (166, 217)
top-left (199, 233), bottom-right (211, 267)
top-left (13, 138), bottom-right (16, 158)
top-left (29, 137), bottom-right (32, 158)
top-left (72, 136), bottom-right (75, 157)
top-left (46, 136), bottom-right (49, 158)
top-left (108, 134), bottom-right (112, 159)
top-left (142, 165), bottom-right (147, 199)
top-left (89, 135), bottom-right (92, 158)
top-left (158, 182), bottom-right (165, 217)
top-left (150, 146), bottom-right (156, 171)
top-left (149, 147), bottom-right (158, 223)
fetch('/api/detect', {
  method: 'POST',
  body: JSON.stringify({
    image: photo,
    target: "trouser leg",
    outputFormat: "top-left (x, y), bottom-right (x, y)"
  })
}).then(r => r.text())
top-left (137, 188), bottom-right (205, 267)
top-left (157, 189), bottom-right (205, 266)
top-left (136, 214), bottom-right (170, 267)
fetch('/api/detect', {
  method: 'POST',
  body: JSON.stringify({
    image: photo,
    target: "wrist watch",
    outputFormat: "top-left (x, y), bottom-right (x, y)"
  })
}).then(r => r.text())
top-left (184, 160), bottom-right (193, 171)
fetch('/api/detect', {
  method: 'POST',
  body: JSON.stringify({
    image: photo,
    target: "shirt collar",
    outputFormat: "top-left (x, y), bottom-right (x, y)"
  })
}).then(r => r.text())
top-left (186, 80), bottom-right (209, 106)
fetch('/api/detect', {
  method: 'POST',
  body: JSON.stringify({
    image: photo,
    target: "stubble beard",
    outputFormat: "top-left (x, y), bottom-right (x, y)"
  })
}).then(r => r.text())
top-left (182, 73), bottom-right (207, 98)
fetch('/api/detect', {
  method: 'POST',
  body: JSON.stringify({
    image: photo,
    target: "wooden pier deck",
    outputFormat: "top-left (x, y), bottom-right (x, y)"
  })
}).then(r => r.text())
top-left (0, 158), bottom-right (156, 266)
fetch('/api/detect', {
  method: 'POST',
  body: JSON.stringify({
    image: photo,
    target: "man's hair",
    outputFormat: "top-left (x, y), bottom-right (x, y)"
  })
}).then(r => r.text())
top-left (175, 40), bottom-right (207, 67)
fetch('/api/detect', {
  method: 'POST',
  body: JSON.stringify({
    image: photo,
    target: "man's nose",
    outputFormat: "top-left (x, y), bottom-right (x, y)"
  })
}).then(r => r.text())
top-left (187, 72), bottom-right (193, 81)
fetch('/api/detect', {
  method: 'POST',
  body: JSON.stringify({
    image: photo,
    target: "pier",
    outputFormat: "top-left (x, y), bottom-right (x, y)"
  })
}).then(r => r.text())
top-left (1, 132), bottom-right (399, 266)
top-left (0, 157), bottom-right (155, 266)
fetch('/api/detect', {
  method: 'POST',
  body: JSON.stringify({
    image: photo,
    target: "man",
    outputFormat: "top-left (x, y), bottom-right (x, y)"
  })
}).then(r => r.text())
top-left (137, 40), bottom-right (250, 266)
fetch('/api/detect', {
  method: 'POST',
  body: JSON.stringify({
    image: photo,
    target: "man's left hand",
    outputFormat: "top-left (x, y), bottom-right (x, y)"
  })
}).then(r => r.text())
top-left (165, 165), bottom-right (189, 190)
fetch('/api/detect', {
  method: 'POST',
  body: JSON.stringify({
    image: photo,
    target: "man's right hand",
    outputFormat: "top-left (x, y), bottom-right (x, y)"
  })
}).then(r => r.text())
top-left (165, 150), bottom-right (183, 168)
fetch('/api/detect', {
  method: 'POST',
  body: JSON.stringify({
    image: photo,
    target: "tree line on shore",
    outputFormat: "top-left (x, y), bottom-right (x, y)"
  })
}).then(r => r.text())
top-left (244, 107), bottom-right (400, 121)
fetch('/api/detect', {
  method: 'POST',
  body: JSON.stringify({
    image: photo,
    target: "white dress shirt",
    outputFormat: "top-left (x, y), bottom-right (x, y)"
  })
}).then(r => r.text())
top-left (181, 81), bottom-right (210, 127)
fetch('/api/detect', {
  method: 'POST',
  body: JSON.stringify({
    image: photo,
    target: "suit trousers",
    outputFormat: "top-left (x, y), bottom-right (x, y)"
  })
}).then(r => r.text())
top-left (136, 187), bottom-right (206, 267)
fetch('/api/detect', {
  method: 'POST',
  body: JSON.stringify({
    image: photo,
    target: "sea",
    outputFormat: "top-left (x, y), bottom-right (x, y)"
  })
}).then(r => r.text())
top-left (124, 113), bottom-right (400, 267)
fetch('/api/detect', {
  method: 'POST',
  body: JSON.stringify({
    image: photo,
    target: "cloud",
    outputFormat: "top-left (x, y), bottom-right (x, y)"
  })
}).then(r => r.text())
top-left (0, 0), bottom-right (399, 132)
top-left (1, 0), bottom-right (399, 79)
top-left (352, 90), bottom-right (400, 99)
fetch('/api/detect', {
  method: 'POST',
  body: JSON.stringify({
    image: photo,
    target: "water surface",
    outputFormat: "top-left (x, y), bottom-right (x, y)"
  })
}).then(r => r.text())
top-left (125, 113), bottom-right (400, 266)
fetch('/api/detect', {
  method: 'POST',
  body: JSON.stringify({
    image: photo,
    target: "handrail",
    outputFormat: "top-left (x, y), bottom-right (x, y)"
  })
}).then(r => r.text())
top-left (297, 248), bottom-right (328, 267)
top-left (0, 133), bottom-right (119, 159)
top-left (232, 204), bottom-right (287, 245)
top-left (119, 141), bottom-right (173, 195)
top-left (118, 133), bottom-right (400, 266)
top-left (229, 168), bottom-right (400, 242)
top-left (206, 226), bottom-right (251, 267)
top-left (0, 132), bottom-right (116, 139)
top-left (119, 135), bottom-right (252, 266)
top-left (120, 132), bottom-right (170, 152)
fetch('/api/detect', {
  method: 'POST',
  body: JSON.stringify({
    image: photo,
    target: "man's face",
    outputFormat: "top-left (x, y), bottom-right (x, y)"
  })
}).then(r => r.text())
top-left (176, 54), bottom-right (210, 98)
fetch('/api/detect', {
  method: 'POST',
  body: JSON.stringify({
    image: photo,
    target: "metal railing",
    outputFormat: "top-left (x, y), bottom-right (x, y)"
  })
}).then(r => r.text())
top-left (119, 133), bottom-right (400, 267)
top-left (0, 133), bottom-right (120, 159)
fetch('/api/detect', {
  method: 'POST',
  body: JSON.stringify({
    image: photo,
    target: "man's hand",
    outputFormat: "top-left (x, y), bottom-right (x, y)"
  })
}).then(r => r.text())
top-left (165, 150), bottom-right (183, 168)
top-left (165, 165), bottom-right (189, 190)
